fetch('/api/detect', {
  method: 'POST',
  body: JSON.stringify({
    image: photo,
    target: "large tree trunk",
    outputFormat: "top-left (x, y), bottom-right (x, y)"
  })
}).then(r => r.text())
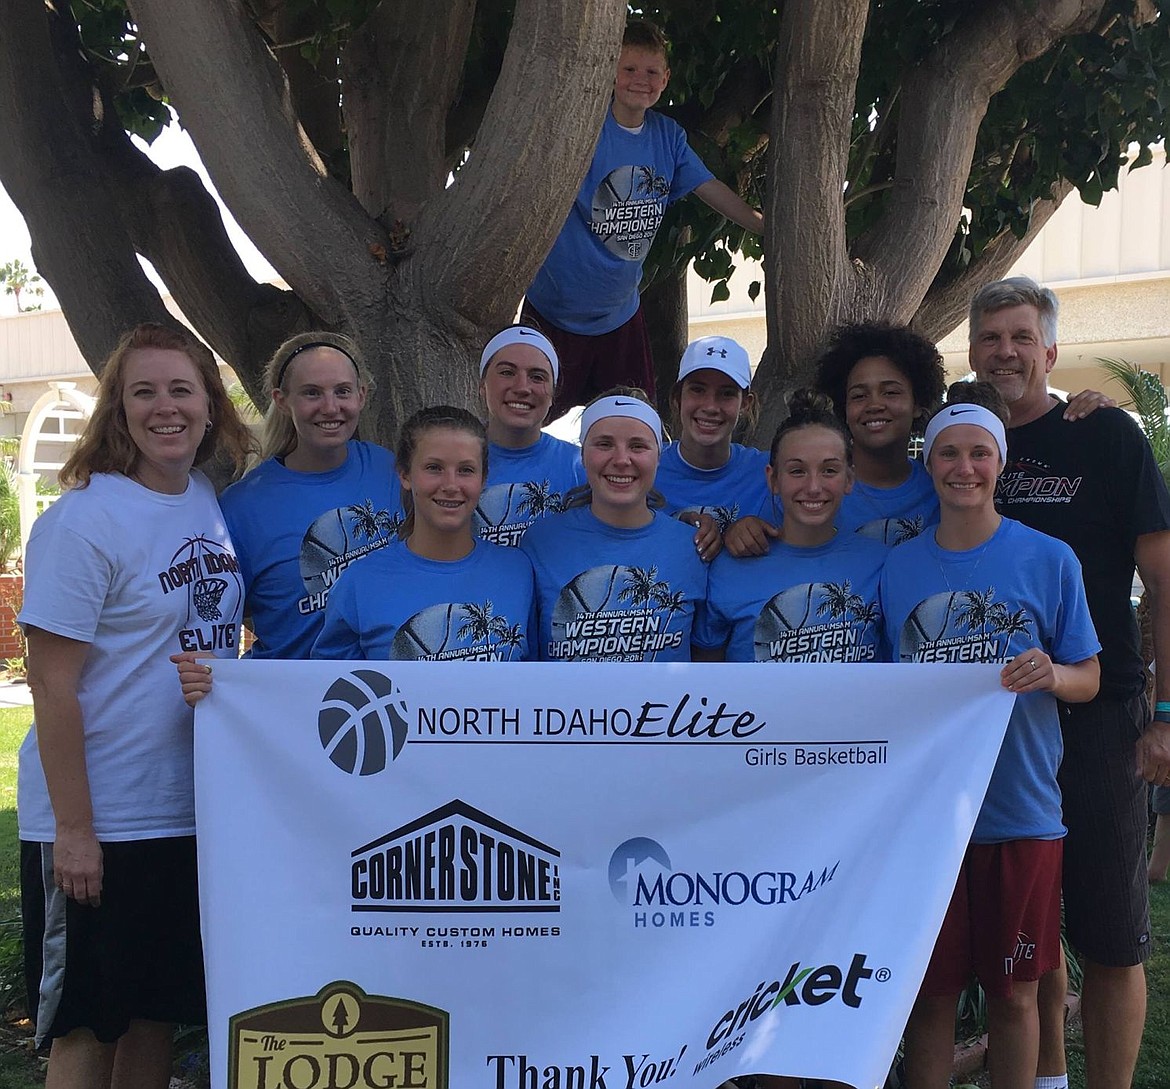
top-left (642, 269), bottom-right (690, 424)
top-left (0, 0), bottom-right (625, 445)
top-left (755, 0), bottom-right (1107, 442)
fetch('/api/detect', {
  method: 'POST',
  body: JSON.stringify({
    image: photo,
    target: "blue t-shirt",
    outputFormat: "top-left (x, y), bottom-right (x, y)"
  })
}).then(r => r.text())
top-left (697, 533), bottom-right (887, 663)
top-left (520, 505), bottom-right (707, 662)
top-left (526, 109), bottom-right (713, 335)
top-left (880, 518), bottom-right (1100, 843)
top-left (836, 459), bottom-right (939, 546)
top-left (474, 434), bottom-right (586, 547)
top-left (655, 442), bottom-right (773, 531)
top-left (219, 441), bottom-right (404, 659)
top-left (312, 539), bottom-right (537, 661)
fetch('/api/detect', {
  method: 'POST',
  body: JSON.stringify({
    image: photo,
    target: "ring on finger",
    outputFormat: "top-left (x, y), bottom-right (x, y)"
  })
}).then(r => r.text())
top-left (1029, 658), bottom-right (1037, 671)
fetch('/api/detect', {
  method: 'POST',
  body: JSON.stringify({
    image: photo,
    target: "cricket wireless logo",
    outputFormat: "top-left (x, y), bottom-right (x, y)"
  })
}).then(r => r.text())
top-left (607, 837), bottom-right (839, 928)
top-left (695, 954), bottom-right (887, 1075)
top-left (351, 800), bottom-right (561, 923)
top-left (229, 981), bottom-right (448, 1089)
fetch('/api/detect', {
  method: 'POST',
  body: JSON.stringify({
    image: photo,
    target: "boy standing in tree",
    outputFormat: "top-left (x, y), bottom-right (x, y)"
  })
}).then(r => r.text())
top-left (523, 21), bottom-right (764, 418)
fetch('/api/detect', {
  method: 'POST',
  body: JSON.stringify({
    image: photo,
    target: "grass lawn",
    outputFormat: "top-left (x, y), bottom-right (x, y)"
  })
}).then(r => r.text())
top-left (0, 705), bottom-right (33, 925)
top-left (1061, 877), bottom-right (1170, 1089)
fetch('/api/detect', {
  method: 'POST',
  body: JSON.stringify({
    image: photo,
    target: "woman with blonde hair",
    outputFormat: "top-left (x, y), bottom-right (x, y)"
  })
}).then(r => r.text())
top-left (19, 322), bottom-right (253, 1089)
top-left (218, 331), bottom-right (402, 658)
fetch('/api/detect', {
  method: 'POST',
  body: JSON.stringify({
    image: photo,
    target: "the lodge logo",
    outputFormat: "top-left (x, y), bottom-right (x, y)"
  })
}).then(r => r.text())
top-left (351, 800), bottom-right (561, 914)
top-left (228, 981), bottom-right (448, 1089)
top-left (319, 670), bottom-right (411, 776)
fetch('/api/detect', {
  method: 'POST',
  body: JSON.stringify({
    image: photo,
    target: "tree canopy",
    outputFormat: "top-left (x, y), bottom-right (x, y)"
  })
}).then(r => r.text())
top-left (0, 0), bottom-right (1167, 443)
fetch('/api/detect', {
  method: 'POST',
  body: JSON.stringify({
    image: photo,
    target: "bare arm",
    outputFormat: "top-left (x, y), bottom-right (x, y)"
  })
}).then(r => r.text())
top-left (1062, 388), bottom-right (1117, 421)
top-left (1136, 530), bottom-right (1170, 781)
top-left (25, 626), bottom-right (103, 906)
top-left (1000, 648), bottom-right (1099, 704)
top-left (723, 514), bottom-right (780, 557)
top-left (677, 510), bottom-right (723, 562)
top-left (693, 179), bottom-right (764, 233)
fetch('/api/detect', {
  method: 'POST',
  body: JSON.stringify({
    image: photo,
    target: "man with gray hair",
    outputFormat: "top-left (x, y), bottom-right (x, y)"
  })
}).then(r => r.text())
top-left (969, 275), bottom-right (1170, 1089)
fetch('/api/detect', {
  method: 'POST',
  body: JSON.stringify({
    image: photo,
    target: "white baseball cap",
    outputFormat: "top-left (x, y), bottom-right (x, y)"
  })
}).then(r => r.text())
top-left (677, 336), bottom-right (752, 389)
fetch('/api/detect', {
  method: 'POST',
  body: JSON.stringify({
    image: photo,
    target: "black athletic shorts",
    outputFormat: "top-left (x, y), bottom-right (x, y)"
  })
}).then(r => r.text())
top-left (21, 836), bottom-right (206, 1045)
top-left (1058, 696), bottom-right (1152, 967)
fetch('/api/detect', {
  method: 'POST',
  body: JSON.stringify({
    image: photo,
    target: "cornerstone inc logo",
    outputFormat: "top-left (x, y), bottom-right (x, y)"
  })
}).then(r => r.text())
top-left (319, 670), bottom-right (411, 776)
top-left (351, 800), bottom-right (561, 913)
top-left (607, 836), bottom-right (839, 928)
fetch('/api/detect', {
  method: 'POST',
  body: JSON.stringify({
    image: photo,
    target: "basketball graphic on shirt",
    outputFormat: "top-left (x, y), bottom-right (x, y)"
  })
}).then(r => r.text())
top-left (318, 669), bottom-right (410, 775)
top-left (473, 480), bottom-right (564, 545)
top-left (755, 582), bottom-right (819, 637)
top-left (591, 164), bottom-right (669, 260)
top-left (900, 587), bottom-right (1030, 663)
top-left (391, 603), bottom-right (461, 660)
top-left (753, 579), bottom-right (882, 663)
top-left (554, 565), bottom-right (626, 623)
top-left (550, 564), bottom-right (683, 662)
top-left (300, 501), bottom-right (399, 597)
top-left (167, 535), bottom-right (243, 626)
top-left (856, 514), bottom-right (925, 547)
top-left (901, 591), bottom-right (966, 654)
top-left (390, 600), bottom-right (524, 662)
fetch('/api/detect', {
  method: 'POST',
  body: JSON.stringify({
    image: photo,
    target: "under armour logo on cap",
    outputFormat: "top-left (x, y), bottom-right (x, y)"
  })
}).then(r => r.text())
top-left (678, 336), bottom-right (752, 389)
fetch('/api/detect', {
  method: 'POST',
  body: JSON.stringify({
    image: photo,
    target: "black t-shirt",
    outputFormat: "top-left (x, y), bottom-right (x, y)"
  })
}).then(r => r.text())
top-left (996, 401), bottom-right (1170, 700)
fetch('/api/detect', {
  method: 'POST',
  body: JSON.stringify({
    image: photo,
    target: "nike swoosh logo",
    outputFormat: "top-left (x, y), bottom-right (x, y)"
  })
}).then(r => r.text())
top-left (614, 399), bottom-right (639, 406)
top-left (948, 407), bottom-right (978, 415)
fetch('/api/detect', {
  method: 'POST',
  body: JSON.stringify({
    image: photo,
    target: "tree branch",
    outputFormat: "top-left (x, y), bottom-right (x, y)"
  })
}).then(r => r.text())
top-left (912, 179), bottom-right (1074, 343)
top-left (0, 0), bottom-right (176, 369)
top-left (343, 0), bottom-right (477, 223)
top-left (127, 0), bottom-right (387, 328)
top-left (673, 59), bottom-right (773, 151)
top-left (853, 0), bottom-right (1107, 318)
top-left (761, 0), bottom-right (869, 379)
top-left (411, 0), bottom-right (627, 330)
top-left (102, 143), bottom-right (313, 403)
top-left (271, 4), bottom-right (345, 174)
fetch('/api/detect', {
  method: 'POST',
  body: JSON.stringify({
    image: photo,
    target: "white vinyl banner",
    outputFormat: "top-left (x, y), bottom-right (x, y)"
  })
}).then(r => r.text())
top-left (195, 660), bottom-right (1015, 1089)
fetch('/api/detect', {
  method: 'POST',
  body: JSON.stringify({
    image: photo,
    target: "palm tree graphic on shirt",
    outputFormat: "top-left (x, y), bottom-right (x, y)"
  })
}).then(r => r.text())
top-left (346, 499), bottom-right (401, 541)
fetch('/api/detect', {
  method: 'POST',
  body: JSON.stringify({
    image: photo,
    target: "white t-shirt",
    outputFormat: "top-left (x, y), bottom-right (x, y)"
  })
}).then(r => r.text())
top-left (17, 471), bottom-right (243, 841)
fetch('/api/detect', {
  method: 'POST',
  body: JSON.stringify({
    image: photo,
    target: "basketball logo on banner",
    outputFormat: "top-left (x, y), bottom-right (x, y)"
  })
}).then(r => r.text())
top-left (318, 670), bottom-right (410, 776)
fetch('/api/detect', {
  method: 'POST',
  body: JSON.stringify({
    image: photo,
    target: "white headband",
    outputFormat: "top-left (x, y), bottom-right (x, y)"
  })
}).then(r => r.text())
top-left (479, 326), bottom-right (559, 382)
top-left (923, 403), bottom-right (1008, 464)
top-left (579, 396), bottom-right (663, 449)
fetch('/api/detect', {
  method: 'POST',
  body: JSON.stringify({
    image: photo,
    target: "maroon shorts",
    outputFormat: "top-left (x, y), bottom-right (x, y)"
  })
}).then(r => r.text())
top-left (521, 301), bottom-right (655, 418)
top-left (920, 839), bottom-right (1062, 999)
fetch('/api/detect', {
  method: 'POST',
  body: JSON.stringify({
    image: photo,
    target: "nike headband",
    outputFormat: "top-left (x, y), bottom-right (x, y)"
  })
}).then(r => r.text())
top-left (922, 403), bottom-right (1008, 464)
top-left (479, 326), bottom-right (560, 382)
top-left (578, 396), bottom-right (663, 449)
